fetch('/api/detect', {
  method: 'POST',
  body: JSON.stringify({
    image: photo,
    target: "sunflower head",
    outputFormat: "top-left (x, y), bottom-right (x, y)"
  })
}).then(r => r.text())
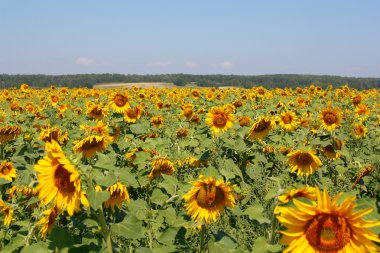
top-left (124, 105), bottom-right (143, 123)
top-left (205, 106), bottom-right (234, 134)
top-left (0, 198), bottom-right (15, 226)
top-left (35, 141), bottom-right (89, 216)
top-left (183, 176), bottom-right (236, 224)
top-left (104, 182), bottom-right (130, 211)
top-left (149, 157), bottom-right (175, 180)
top-left (276, 187), bottom-right (380, 253)
top-left (278, 111), bottom-right (298, 131)
top-left (151, 116), bottom-right (165, 128)
top-left (319, 107), bottom-right (341, 131)
top-left (0, 161), bottom-right (17, 182)
top-left (278, 186), bottom-right (316, 204)
top-left (353, 123), bottom-right (367, 139)
top-left (176, 128), bottom-right (189, 138)
top-left (247, 117), bottom-right (275, 140)
top-left (86, 102), bottom-right (108, 119)
top-left (109, 93), bottom-right (129, 113)
top-left (73, 135), bottom-right (112, 158)
top-left (0, 125), bottom-right (22, 144)
top-left (38, 205), bottom-right (61, 238)
top-left (287, 150), bottom-right (322, 176)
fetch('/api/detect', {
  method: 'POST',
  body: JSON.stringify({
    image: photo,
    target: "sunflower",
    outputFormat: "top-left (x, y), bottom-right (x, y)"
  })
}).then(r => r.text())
top-left (0, 198), bottom-right (14, 226)
top-left (151, 115), bottom-right (165, 128)
top-left (0, 125), bottom-right (22, 144)
top-left (124, 105), bottom-right (143, 123)
top-left (103, 182), bottom-right (130, 211)
top-left (20, 83), bottom-right (29, 93)
top-left (278, 186), bottom-right (316, 204)
top-left (319, 107), bottom-right (341, 131)
top-left (109, 93), bottom-right (129, 113)
top-left (176, 128), bottom-right (189, 138)
top-left (287, 150), bottom-right (322, 176)
top-left (276, 187), bottom-right (380, 253)
top-left (34, 141), bottom-right (89, 216)
top-left (247, 117), bottom-right (276, 140)
top-left (80, 121), bottom-right (109, 136)
top-left (278, 111), bottom-right (299, 131)
top-left (73, 135), bottom-right (112, 158)
top-left (205, 106), bottom-right (234, 134)
top-left (183, 175), bottom-right (236, 224)
top-left (355, 104), bottom-right (370, 120)
top-left (39, 126), bottom-right (69, 145)
top-left (86, 102), bottom-right (108, 119)
top-left (149, 157), bottom-right (175, 180)
top-left (49, 94), bottom-right (60, 106)
top-left (0, 161), bottom-right (17, 182)
top-left (322, 138), bottom-right (343, 159)
top-left (38, 205), bottom-right (60, 238)
top-left (353, 123), bottom-right (367, 139)
top-left (238, 116), bottom-right (251, 127)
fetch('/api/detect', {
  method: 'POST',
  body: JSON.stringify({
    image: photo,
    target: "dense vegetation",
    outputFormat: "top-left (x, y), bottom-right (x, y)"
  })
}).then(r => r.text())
top-left (1, 73), bottom-right (379, 89)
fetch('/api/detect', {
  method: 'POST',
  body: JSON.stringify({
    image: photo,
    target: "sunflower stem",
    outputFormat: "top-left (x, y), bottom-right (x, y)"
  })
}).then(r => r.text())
top-left (0, 144), bottom-right (4, 160)
top-left (199, 224), bottom-right (206, 253)
top-left (96, 207), bottom-right (113, 253)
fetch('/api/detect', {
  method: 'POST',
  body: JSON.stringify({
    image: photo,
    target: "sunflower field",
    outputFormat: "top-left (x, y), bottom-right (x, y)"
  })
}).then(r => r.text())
top-left (0, 84), bottom-right (379, 253)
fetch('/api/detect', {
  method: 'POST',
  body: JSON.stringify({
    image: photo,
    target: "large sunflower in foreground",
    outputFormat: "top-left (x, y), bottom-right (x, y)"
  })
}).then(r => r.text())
top-left (205, 106), bottom-right (234, 134)
top-left (73, 135), bottom-right (112, 158)
top-left (319, 107), bottom-right (341, 131)
top-left (247, 117), bottom-right (276, 140)
top-left (276, 187), bottom-right (380, 253)
top-left (183, 176), bottom-right (236, 224)
top-left (34, 141), bottom-right (89, 216)
top-left (287, 150), bottom-right (322, 176)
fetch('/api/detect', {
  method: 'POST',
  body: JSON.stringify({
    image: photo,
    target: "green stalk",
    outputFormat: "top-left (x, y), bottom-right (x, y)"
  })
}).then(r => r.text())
top-left (96, 207), bottom-right (113, 253)
top-left (0, 144), bottom-right (4, 160)
top-left (199, 224), bottom-right (206, 253)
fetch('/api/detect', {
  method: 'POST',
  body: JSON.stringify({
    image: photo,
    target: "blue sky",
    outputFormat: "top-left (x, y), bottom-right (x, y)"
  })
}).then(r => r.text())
top-left (1, 0), bottom-right (379, 77)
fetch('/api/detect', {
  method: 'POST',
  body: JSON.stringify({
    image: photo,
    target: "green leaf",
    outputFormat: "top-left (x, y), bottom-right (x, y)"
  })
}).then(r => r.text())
top-left (208, 236), bottom-right (237, 253)
top-left (87, 188), bottom-right (110, 211)
top-left (1, 235), bottom-right (26, 253)
top-left (111, 215), bottom-right (145, 239)
top-left (156, 227), bottom-right (179, 244)
top-left (243, 205), bottom-right (270, 224)
top-left (0, 178), bottom-right (11, 185)
top-left (264, 188), bottom-right (278, 200)
top-left (48, 226), bottom-right (75, 250)
top-left (151, 188), bottom-right (167, 205)
top-left (158, 174), bottom-right (178, 195)
top-left (251, 237), bottom-right (282, 253)
top-left (20, 242), bottom-right (51, 253)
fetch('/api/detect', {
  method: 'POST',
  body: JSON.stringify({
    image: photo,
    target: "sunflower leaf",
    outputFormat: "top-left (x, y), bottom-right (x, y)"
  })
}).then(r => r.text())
top-left (111, 215), bottom-right (145, 239)
top-left (87, 188), bottom-right (110, 211)
top-left (243, 205), bottom-right (270, 224)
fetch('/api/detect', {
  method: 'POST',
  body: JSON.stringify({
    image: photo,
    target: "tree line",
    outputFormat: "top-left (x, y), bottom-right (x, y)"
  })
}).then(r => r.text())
top-left (0, 73), bottom-right (379, 89)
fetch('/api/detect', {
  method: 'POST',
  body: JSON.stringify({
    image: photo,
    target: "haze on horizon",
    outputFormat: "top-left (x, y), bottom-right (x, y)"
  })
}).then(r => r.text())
top-left (1, 0), bottom-right (379, 78)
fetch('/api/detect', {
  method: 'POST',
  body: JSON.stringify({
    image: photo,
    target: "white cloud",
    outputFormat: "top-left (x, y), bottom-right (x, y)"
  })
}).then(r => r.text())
top-left (146, 61), bottom-right (172, 67)
top-left (75, 57), bottom-right (96, 65)
top-left (220, 61), bottom-right (233, 69)
top-left (185, 61), bottom-right (199, 68)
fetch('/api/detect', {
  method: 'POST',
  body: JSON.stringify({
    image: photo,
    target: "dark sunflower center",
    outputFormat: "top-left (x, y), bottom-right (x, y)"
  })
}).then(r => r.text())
top-left (323, 112), bottom-right (337, 125)
top-left (114, 94), bottom-right (128, 107)
top-left (81, 138), bottom-right (103, 150)
top-left (1, 165), bottom-right (11, 175)
top-left (356, 126), bottom-right (364, 134)
top-left (305, 214), bottom-right (351, 251)
top-left (282, 114), bottom-right (292, 124)
top-left (213, 115), bottom-right (227, 127)
top-left (297, 153), bottom-right (313, 166)
top-left (91, 108), bottom-right (103, 116)
top-left (254, 120), bottom-right (270, 132)
top-left (184, 109), bottom-right (193, 117)
top-left (127, 109), bottom-right (138, 118)
top-left (51, 96), bottom-right (59, 103)
top-left (196, 184), bottom-right (225, 208)
top-left (54, 165), bottom-right (75, 194)
top-left (192, 91), bottom-right (200, 97)
top-left (324, 145), bottom-right (335, 153)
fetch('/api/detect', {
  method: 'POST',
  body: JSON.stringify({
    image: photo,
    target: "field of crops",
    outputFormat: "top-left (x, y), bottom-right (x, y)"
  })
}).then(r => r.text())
top-left (0, 84), bottom-right (379, 253)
